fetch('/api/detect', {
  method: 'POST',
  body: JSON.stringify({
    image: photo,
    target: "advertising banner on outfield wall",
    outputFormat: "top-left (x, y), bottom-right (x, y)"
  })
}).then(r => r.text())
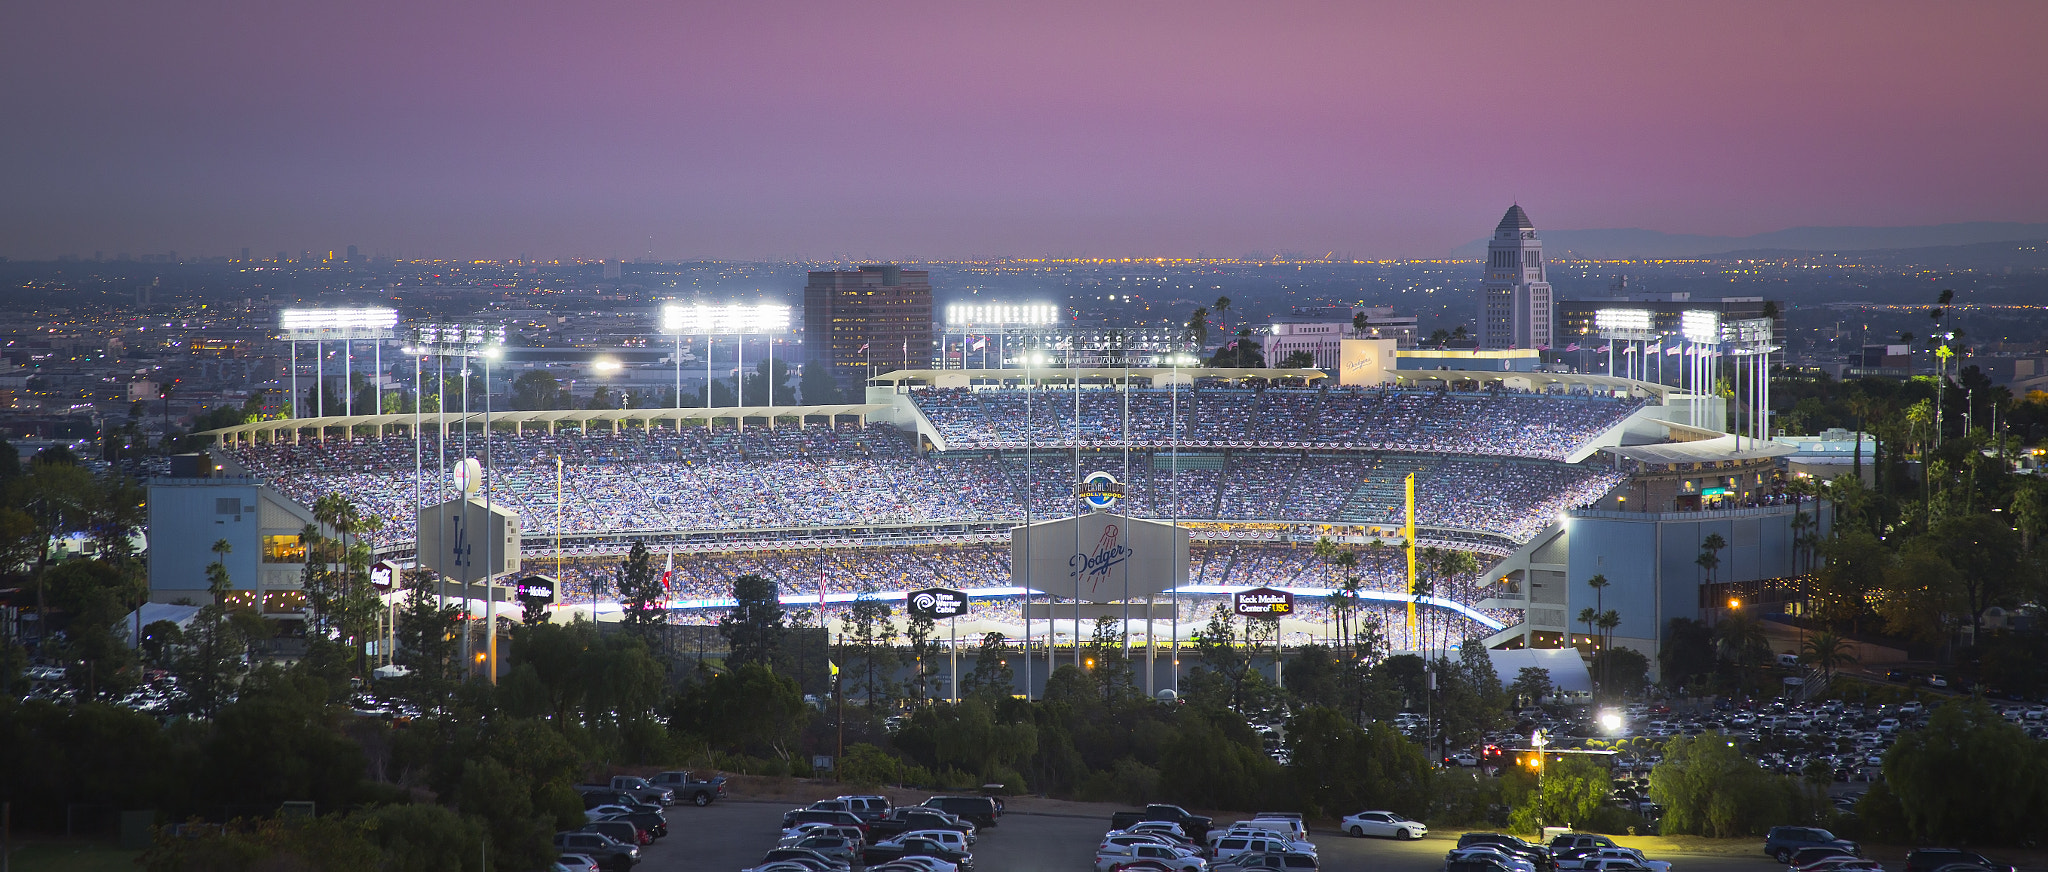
top-left (1010, 513), bottom-right (1190, 605)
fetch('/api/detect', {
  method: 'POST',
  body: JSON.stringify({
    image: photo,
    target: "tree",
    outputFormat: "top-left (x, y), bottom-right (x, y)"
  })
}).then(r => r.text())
top-left (1185, 307), bottom-right (1210, 350)
top-left (1280, 350), bottom-right (1316, 369)
top-left (718, 573), bottom-right (786, 667)
top-left (42, 558), bottom-right (144, 697)
top-left (1509, 754), bottom-right (1609, 834)
top-left (1509, 667), bottom-right (1553, 708)
top-left (1213, 296), bottom-right (1231, 337)
top-left (1660, 618), bottom-right (1717, 690)
top-left (1697, 533), bottom-right (1727, 587)
top-left (1882, 699), bottom-right (2048, 844)
top-left (961, 632), bottom-right (1015, 699)
top-left (511, 372), bottom-right (566, 410)
top-left (799, 363), bottom-right (841, 404)
top-left (1714, 612), bottom-right (1771, 693)
top-left (743, 357), bottom-right (797, 406)
top-left (1797, 630), bottom-right (1856, 686)
top-left (838, 576), bottom-right (898, 710)
top-left (669, 661), bottom-right (809, 759)
top-left (1590, 646), bottom-right (1648, 698)
top-left (905, 610), bottom-right (940, 704)
top-left (614, 540), bottom-right (664, 642)
top-left (182, 539), bottom-right (268, 717)
top-left (1650, 734), bottom-right (1827, 838)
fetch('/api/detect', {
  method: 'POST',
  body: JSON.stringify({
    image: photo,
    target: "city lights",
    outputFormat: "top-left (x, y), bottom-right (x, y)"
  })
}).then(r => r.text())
top-left (660, 302), bottom-right (790, 334)
top-left (945, 302), bottom-right (1060, 327)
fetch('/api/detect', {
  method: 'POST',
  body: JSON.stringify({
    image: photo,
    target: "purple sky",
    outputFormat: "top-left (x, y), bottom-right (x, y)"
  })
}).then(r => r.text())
top-left (4, 1), bottom-right (2044, 261)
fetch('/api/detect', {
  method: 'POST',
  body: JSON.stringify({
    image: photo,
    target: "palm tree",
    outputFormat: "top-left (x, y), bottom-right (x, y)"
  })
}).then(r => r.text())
top-left (1595, 610), bottom-right (1621, 694)
top-left (1585, 572), bottom-right (1610, 634)
top-left (1697, 533), bottom-right (1727, 587)
top-left (1213, 296), bottom-right (1231, 339)
top-left (1352, 311), bottom-right (1369, 339)
top-left (1185, 307), bottom-right (1210, 351)
top-left (1798, 630), bottom-right (1857, 687)
top-left (1577, 607), bottom-right (1598, 648)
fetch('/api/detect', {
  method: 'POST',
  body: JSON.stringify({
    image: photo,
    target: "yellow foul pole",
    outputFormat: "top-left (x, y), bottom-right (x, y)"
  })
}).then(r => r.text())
top-left (1404, 472), bottom-right (1417, 631)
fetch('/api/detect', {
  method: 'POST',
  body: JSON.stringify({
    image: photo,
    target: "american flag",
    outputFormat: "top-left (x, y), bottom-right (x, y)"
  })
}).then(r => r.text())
top-left (970, 335), bottom-right (986, 352)
top-left (858, 342), bottom-right (869, 352)
top-left (1565, 343), bottom-right (1581, 352)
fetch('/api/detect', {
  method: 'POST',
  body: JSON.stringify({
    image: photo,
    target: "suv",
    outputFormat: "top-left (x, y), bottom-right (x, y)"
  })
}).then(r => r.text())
top-left (1764, 828), bottom-right (1858, 864)
top-left (554, 832), bottom-right (639, 872)
top-left (1906, 851), bottom-right (2013, 872)
top-left (1461, 834), bottom-right (1552, 870)
top-left (1549, 835), bottom-right (1619, 857)
top-left (921, 796), bottom-right (1000, 828)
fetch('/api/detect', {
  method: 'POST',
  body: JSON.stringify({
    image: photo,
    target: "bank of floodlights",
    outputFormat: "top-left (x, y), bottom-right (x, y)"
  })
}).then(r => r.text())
top-left (660, 302), bottom-right (789, 334)
top-left (1681, 310), bottom-right (1722, 345)
top-left (945, 303), bottom-right (1061, 327)
top-left (406, 322), bottom-right (506, 356)
top-left (279, 307), bottom-right (398, 339)
top-left (1593, 307), bottom-right (1654, 335)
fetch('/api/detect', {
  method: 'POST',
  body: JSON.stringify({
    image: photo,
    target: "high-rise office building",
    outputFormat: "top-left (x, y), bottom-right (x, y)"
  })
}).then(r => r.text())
top-left (804, 264), bottom-right (934, 392)
top-left (1478, 205), bottom-right (1552, 350)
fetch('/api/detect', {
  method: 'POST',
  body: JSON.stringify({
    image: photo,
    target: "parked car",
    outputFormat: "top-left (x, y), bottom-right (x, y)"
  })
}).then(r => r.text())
top-left (556, 855), bottom-right (602, 872)
top-left (1110, 805), bottom-right (1214, 843)
top-left (1906, 850), bottom-right (2013, 872)
top-left (1212, 835), bottom-right (1313, 864)
top-left (784, 836), bottom-right (860, 864)
top-left (862, 836), bottom-right (974, 872)
top-left (1549, 835), bottom-right (1619, 858)
top-left (1246, 814), bottom-right (1306, 840)
top-left (646, 770), bottom-right (727, 806)
top-left (783, 810), bottom-right (869, 838)
top-left (760, 848), bottom-right (852, 872)
top-left (1785, 847), bottom-right (1856, 868)
top-left (582, 776), bottom-right (674, 806)
top-left (1458, 834), bottom-right (1552, 871)
top-left (1561, 849), bottom-right (1669, 872)
top-left (1213, 852), bottom-right (1319, 872)
top-left (1449, 848), bottom-right (1537, 872)
top-left (582, 819), bottom-right (649, 848)
top-left (920, 795), bottom-right (1001, 828)
top-left (880, 830), bottom-right (971, 854)
top-left (553, 832), bottom-right (638, 872)
top-left (1095, 843), bottom-right (1209, 872)
top-left (1764, 827), bottom-right (1858, 863)
top-left (1340, 810), bottom-right (1426, 840)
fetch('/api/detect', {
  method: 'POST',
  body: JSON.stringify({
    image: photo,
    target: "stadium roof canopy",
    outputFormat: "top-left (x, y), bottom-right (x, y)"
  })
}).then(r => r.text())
top-left (199, 404), bottom-right (891, 445)
top-left (1392, 369), bottom-right (1680, 400)
top-left (866, 366), bottom-right (1326, 386)
top-left (1609, 432), bottom-right (1795, 465)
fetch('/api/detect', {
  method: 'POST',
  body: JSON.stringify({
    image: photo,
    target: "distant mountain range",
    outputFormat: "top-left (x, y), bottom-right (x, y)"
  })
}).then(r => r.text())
top-left (1450, 221), bottom-right (2048, 260)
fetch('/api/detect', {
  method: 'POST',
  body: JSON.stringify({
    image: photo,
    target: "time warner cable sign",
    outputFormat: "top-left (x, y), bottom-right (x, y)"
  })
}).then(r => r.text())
top-left (1010, 513), bottom-right (1190, 605)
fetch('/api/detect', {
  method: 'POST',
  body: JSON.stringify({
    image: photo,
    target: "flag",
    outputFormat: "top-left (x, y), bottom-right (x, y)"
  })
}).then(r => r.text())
top-left (829, 660), bottom-right (840, 678)
top-left (858, 343), bottom-right (869, 352)
top-left (1565, 343), bottom-right (1581, 352)
top-left (971, 335), bottom-right (986, 352)
top-left (662, 552), bottom-right (673, 593)
top-left (1665, 345), bottom-right (1681, 355)
top-left (1537, 344), bottom-right (1551, 351)
top-left (1595, 345), bottom-right (1610, 353)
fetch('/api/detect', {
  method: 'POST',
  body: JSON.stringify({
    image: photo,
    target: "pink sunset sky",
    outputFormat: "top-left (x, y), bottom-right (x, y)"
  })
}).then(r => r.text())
top-left (2, 1), bottom-right (2043, 260)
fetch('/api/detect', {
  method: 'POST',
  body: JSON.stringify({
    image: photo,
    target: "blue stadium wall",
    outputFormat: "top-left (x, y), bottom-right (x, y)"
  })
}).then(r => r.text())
top-left (1560, 502), bottom-right (1831, 677)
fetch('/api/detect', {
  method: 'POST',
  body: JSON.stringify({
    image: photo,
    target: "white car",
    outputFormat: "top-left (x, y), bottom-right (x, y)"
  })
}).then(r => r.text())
top-left (1102, 834), bottom-right (1203, 856)
top-left (872, 860), bottom-right (959, 872)
top-left (880, 830), bottom-right (970, 853)
top-left (1340, 810), bottom-right (1427, 840)
top-left (1095, 843), bottom-right (1208, 872)
top-left (1564, 849), bottom-right (1669, 872)
top-left (1212, 835), bottom-right (1315, 863)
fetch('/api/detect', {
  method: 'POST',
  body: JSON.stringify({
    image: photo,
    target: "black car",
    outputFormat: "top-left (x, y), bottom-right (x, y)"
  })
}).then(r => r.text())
top-left (1906, 850), bottom-right (2013, 872)
top-left (921, 795), bottom-right (1000, 828)
top-left (1764, 828), bottom-right (1857, 864)
top-left (1460, 834), bottom-right (1554, 871)
top-left (1788, 847), bottom-right (1856, 868)
top-left (583, 820), bottom-right (648, 848)
top-left (555, 832), bottom-right (639, 872)
top-left (598, 809), bottom-right (668, 839)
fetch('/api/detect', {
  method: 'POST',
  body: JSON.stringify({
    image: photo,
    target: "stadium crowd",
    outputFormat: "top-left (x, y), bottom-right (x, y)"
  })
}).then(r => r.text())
top-left (907, 385), bottom-right (1645, 461)
top-left (229, 424), bottom-right (1622, 548)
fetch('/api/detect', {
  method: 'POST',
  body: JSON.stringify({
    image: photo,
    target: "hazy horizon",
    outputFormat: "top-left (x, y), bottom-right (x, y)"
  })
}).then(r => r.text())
top-left (5, 2), bottom-right (2045, 261)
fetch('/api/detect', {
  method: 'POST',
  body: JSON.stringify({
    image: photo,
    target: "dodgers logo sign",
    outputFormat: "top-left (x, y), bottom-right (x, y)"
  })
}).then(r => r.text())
top-left (1069, 523), bottom-right (1131, 594)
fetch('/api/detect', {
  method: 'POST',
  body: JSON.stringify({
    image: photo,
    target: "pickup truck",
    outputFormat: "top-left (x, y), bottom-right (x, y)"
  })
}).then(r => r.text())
top-left (865, 808), bottom-right (975, 843)
top-left (580, 778), bottom-right (673, 807)
top-left (648, 770), bottom-right (727, 806)
top-left (862, 836), bottom-right (974, 872)
top-left (1109, 805), bottom-right (1213, 843)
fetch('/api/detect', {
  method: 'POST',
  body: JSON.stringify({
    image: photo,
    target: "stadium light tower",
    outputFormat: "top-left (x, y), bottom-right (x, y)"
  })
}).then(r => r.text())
top-left (662, 302), bottom-right (790, 409)
top-left (1722, 317), bottom-right (1775, 444)
top-left (1681, 310), bottom-right (1722, 428)
top-left (280, 307), bottom-right (398, 419)
top-left (944, 303), bottom-right (1061, 370)
top-left (404, 321), bottom-right (506, 679)
top-left (1593, 308), bottom-right (1655, 382)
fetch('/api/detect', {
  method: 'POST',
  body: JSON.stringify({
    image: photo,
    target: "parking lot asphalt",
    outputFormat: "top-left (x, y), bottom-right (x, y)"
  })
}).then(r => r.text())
top-left (644, 799), bottom-right (1797, 872)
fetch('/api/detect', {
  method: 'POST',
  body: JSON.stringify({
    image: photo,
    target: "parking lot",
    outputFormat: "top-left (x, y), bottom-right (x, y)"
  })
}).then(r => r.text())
top-left (644, 799), bottom-right (1797, 872)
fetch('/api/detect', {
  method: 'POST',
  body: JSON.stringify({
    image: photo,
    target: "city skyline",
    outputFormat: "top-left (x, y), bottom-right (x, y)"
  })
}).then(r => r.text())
top-left (3, 2), bottom-right (2046, 261)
